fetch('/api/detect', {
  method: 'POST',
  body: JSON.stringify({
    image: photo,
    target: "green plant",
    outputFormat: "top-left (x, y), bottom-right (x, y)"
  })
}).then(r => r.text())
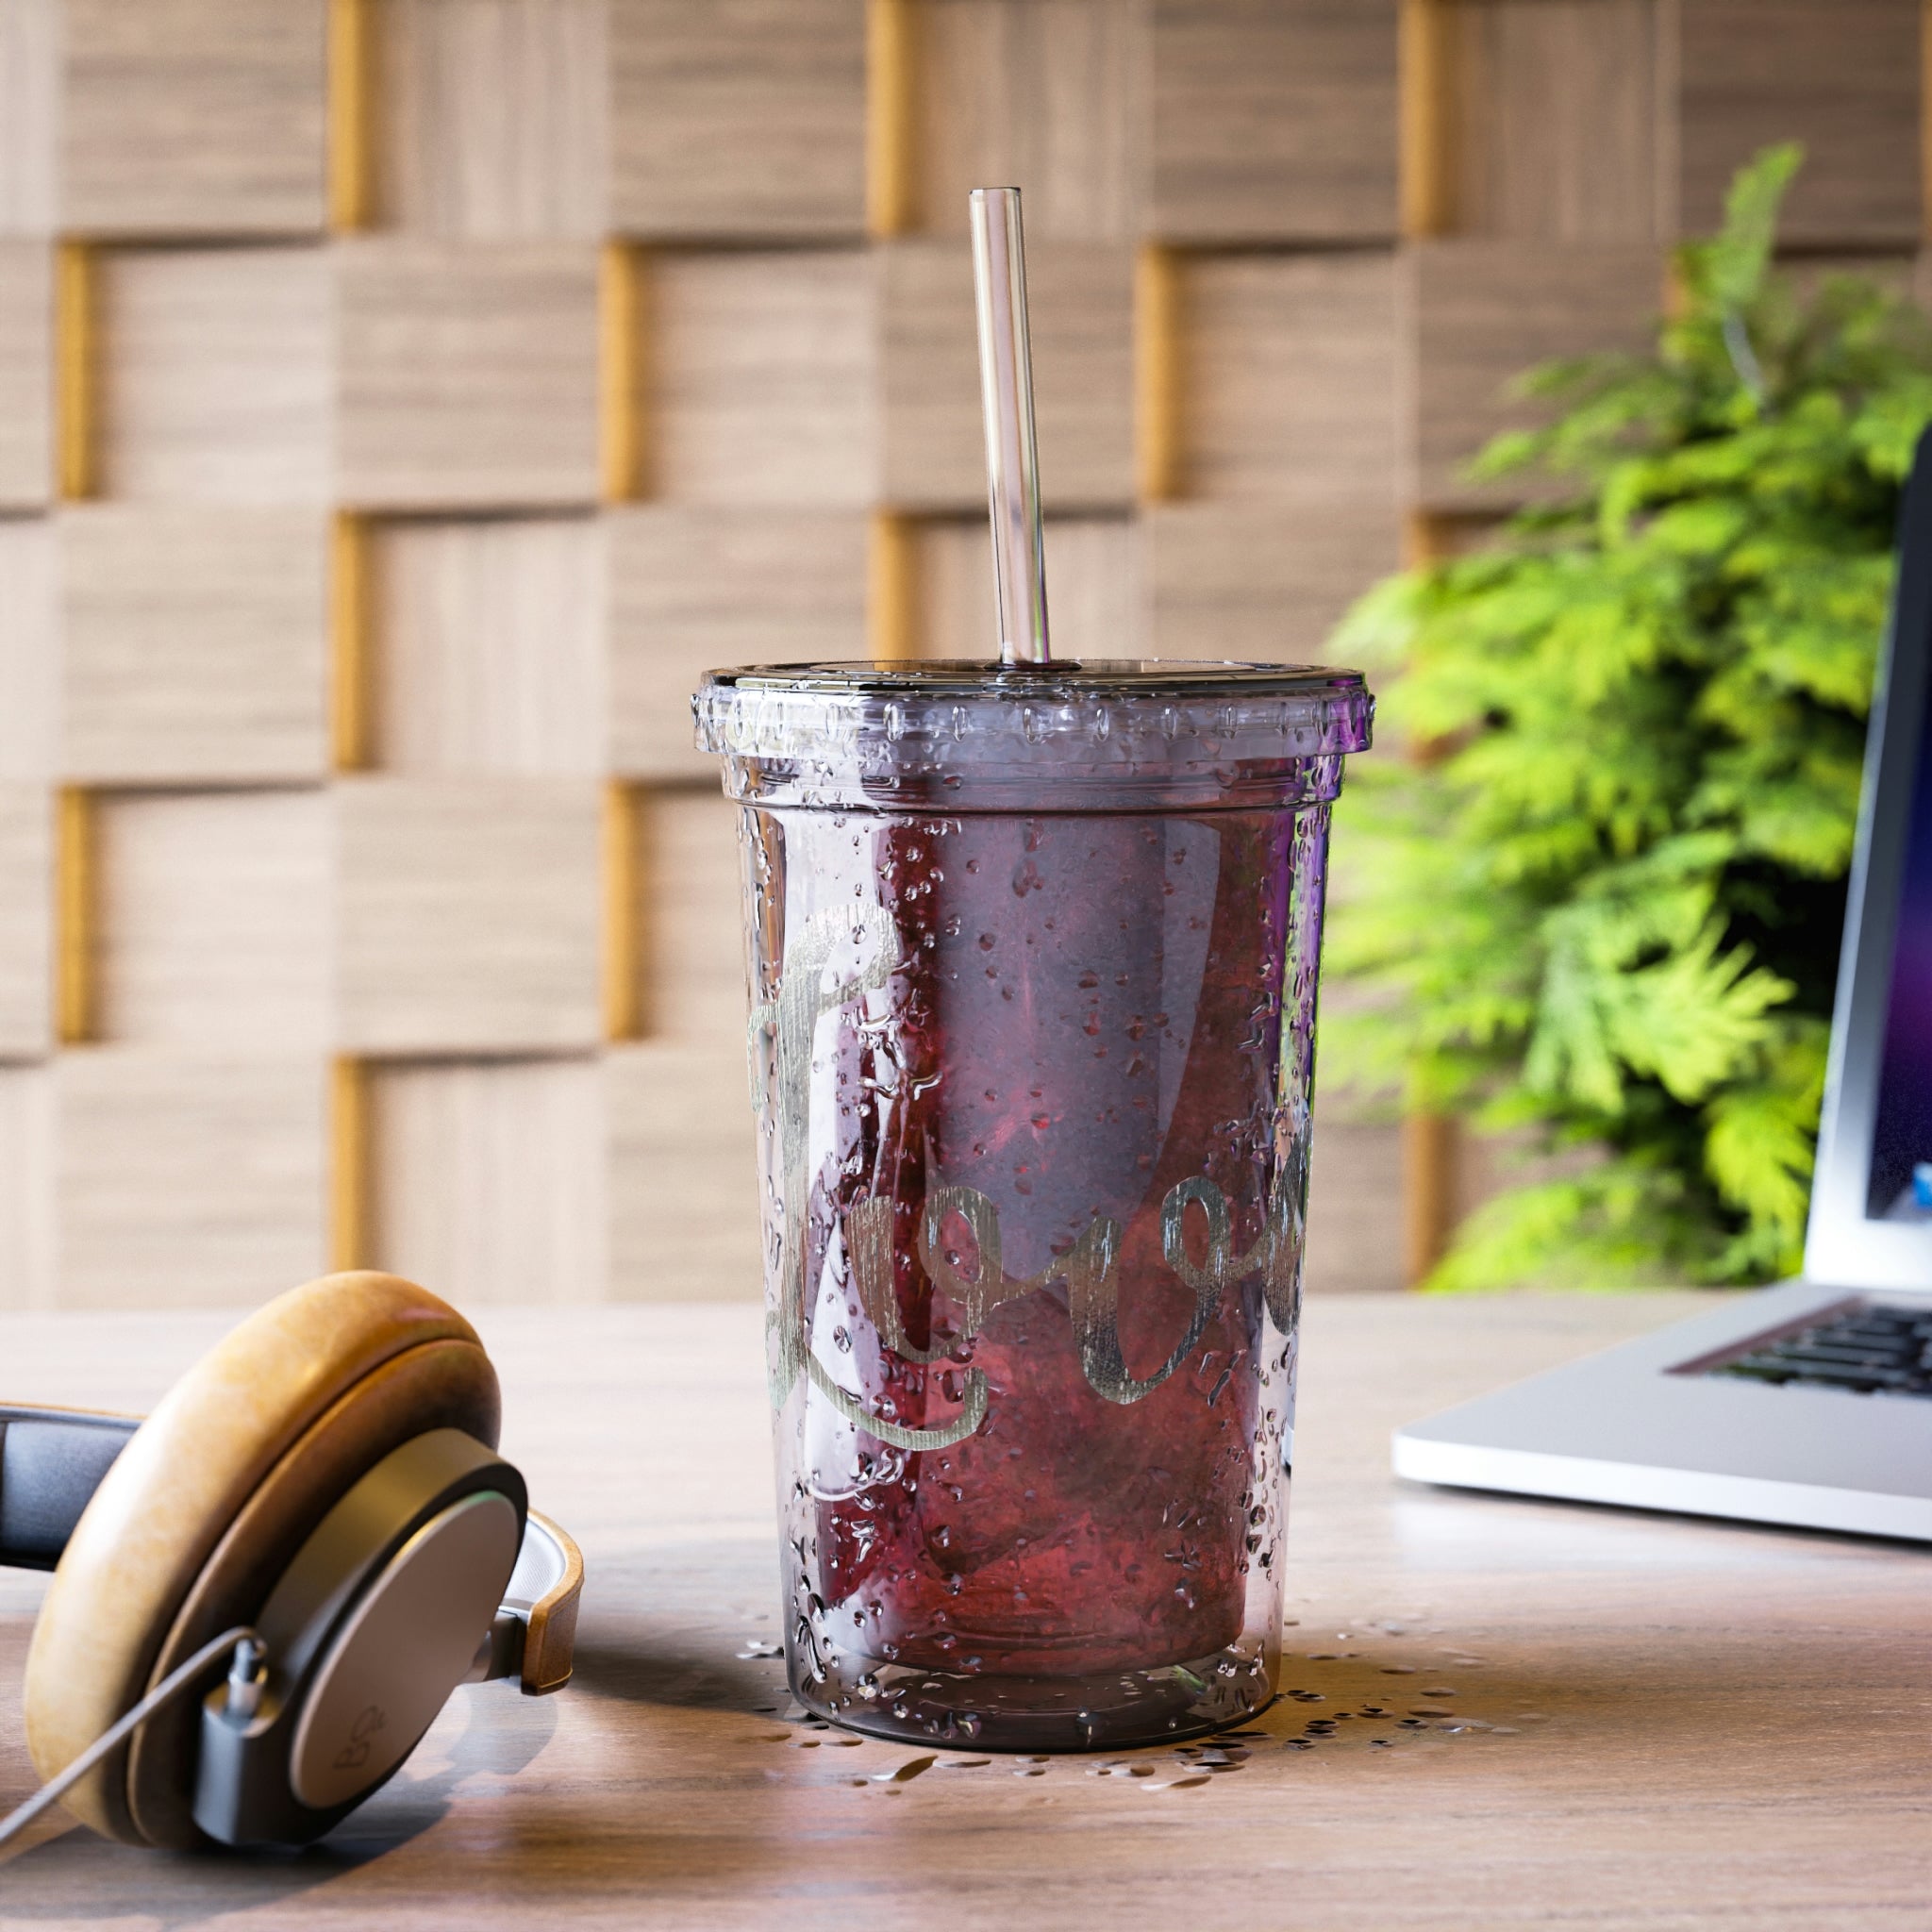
top-left (1326, 147), bottom-right (1932, 1289)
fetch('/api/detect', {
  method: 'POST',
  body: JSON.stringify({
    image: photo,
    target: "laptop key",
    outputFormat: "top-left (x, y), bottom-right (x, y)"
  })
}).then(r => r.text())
top-left (1710, 1301), bottom-right (1932, 1399)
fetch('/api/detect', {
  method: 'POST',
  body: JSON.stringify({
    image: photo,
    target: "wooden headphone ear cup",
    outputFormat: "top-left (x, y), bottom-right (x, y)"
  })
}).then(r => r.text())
top-left (128, 1340), bottom-right (501, 1848)
top-left (24, 1273), bottom-right (499, 1848)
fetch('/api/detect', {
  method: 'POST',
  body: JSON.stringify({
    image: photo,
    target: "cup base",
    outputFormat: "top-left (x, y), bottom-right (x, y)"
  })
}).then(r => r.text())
top-left (791, 1645), bottom-right (1274, 1753)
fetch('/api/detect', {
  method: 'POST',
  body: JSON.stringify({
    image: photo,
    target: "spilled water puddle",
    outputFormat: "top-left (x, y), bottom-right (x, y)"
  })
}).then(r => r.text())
top-left (730, 1625), bottom-right (1541, 1796)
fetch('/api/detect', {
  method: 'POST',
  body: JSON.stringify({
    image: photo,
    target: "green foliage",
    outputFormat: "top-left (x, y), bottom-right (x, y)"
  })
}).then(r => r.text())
top-left (1325, 147), bottom-right (1932, 1289)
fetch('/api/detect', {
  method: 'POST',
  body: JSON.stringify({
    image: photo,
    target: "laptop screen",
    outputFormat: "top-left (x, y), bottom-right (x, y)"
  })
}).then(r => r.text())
top-left (1868, 668), bottom-right (1932, 1221)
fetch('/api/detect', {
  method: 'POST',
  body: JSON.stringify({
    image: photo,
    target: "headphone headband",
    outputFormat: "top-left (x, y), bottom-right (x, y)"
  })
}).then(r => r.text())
top-left (0, 1407), bottom-right (139, 1573)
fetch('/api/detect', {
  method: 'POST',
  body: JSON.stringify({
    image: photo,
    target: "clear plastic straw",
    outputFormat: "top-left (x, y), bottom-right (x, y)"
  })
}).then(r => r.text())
top-left (969, 187), bottom-right (1050, 665)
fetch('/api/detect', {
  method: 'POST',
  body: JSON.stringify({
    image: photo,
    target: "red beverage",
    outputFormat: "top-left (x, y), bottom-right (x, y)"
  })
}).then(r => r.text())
top-left (699, 660), bottom-right (1370, 1748)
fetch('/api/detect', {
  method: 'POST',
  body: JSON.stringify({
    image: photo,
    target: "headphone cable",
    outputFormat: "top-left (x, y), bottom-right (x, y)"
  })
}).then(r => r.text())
top-left (0, 1625), bottom-right (262, 1854)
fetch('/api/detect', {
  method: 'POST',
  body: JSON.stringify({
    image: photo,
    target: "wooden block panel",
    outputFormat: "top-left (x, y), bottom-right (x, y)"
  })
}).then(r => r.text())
top-left (0, 0), bottom-right (57, 236)
top-left (1179, 251), bottom-right (1400, 508)
top-left (59, 0), bottom-right (327, 236)
top-left (0, 240), bottom-right (51, 506)
top-left (1404, 242), bottom-right (1658, 509)
top-left (641, 789), bottom-right (746, 1043)
top-left (607, 1039), bottom-right (762, 1301)
top-left (93, 790), bottom-right (332, 1049)
top-left (1441, 0), bottom-right (1660, 243)
top-left (915, 514), bottom-right (1142, 660)
top-left (608, 508), bottom-right (867, 780)
top-left (1676, 0), bottom-right (1921, 247)
top-left (59, 507), bottom-right (329, 783)
top-left (1150, 0), bottom-right (1400, 242)
top-left (337, 240), bottom-right (601, 508)
top-left (371, 1056), bottom-right (607, 1303)
top-left (911, 0), bottom-right (1143, 242)
top-left (95, 246), bottom-right (333, 505)
top-left (650, 249), bottom-right (875, 507)
top-left (608, 0), bottom-right (866, 239)
top-left (1146, 503), bottom-right (1401, 662)
top-left (0, 786), bottom-right (51, 1058)
top-left (0, 1065), bottom-right (53, 1307)
top-left (336, 776), bottom-right (603, 1053)
top-left (0, 515), bottom-right (56, 780)
top-left (1302, 1108), bottom-right (1403, 1293)
top-left (880, 239), bottom-right (1133, 509)
top-left (54, 1049), bottom-right (327, 1307)
top-left (371, 513), bottom-right (605, 775)
top-left (372, 0), bottom-right (608, 238)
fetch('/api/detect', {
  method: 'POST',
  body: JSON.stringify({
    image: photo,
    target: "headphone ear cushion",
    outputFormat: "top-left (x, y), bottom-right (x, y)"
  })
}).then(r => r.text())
top-left (23, 1272), bottom-right (500, 1849)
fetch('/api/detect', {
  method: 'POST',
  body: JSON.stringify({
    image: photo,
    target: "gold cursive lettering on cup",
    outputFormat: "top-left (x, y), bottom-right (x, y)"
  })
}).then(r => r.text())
top-left (749, 907), bottom-right (1308, 1449)
top-left (1163, 1172), bottom-right (1303, 1335)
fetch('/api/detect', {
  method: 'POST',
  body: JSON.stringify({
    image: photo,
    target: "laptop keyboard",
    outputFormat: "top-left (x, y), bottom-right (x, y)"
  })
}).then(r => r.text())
top-left (1713, 1302), bottom-right (1932, 1397)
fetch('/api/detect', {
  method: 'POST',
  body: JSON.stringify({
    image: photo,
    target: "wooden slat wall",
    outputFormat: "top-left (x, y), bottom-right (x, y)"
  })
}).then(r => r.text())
top-left (0, 0), bottom-right (1919, 1307)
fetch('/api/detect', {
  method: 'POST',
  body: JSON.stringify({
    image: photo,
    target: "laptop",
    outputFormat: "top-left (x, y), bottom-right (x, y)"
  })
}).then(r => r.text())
top-left (1391, 428), bottom-right (1932, 1543)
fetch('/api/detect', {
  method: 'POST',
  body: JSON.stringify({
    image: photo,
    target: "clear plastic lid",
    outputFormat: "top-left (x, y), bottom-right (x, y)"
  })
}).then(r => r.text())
top-left (693, 659), bottom-right (1374, 813)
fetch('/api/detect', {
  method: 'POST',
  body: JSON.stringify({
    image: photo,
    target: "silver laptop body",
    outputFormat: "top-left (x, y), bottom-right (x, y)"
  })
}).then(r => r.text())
top-left (1391, 430), bottom-right (1932, 1543)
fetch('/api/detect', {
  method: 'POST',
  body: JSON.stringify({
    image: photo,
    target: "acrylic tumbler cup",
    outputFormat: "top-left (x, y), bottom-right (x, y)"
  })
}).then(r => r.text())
top-left (695, 659), bottom-right (1373, 1750)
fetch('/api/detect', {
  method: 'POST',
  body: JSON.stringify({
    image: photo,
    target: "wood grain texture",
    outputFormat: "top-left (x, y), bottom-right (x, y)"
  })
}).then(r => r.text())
top-left (608, 0), bottom-right (868, 239)
top-left (0, 0), bottom-right (57, 236)
top-left (370, 1055), bottom-right (608, 1302)
top-left (1674, 0), bottom-right (1922, 246)
top-left (910, 0), bottom-right (1144, 242)
top-left (1441, 0), bottom-right (1661, 243)
top-left (94, 245), bottom-right (333, 505)
top-left (1150, 0), bottom-right (1401, 242)
top-left (52, 1050), bottom-right (328, 1307)
top-left (336, 239), bottom-right (601, 509)
top-left (0, 784), bottom-right (52, 1058)
top-left (59, 0), bottom-right (329, 236)
top-left (335, 776), bottom-right (603, 1054)
top-left (880, 238), bottom-right (1133, 509)
top-left (92, 790), bottom-right (333, 1050)
top-left (8, 1292), bottom-right (1929, 1917)
top-left (608, 508), bottom-right (867, 780)
top-left (1403, 240), bottom-right (1659, 509)
top-left (372, 0), bottom-right (608, 238)
top-left (58, 507), bottom-right (331, 783)
top-left (0, 1065), bottom-right (53, 1306)
top-left (0, 238), bottom-right (51, 506)
top-left (915, 513), bottom-right (1142, 660)
top-left (0, 513), bottom-right (56, 781)
top-left (606, 1038), bottom-right (762, 1300)
top-left (1179, 251), bottom-right (1401, 508)
top-left (1146, 503), bottom-right (1402, 662)
top-left (649, 248), bottom-right (875, 507)
top-left (639, 788), bottom-right (747, 1045)
top-left (371, 513), bottom-right (606, 775)
top-left (1303, 1108), bottom-right (1406, 1293)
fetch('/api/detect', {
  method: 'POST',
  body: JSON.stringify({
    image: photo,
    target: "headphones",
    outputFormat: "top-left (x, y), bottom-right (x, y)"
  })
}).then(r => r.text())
top-left (1, 1271), bottom-right (582, 1852)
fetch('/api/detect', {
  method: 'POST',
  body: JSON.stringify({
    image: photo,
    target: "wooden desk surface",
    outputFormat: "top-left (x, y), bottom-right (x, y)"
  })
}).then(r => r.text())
top-left (1, 1291), bottom-right (1926, 1929)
